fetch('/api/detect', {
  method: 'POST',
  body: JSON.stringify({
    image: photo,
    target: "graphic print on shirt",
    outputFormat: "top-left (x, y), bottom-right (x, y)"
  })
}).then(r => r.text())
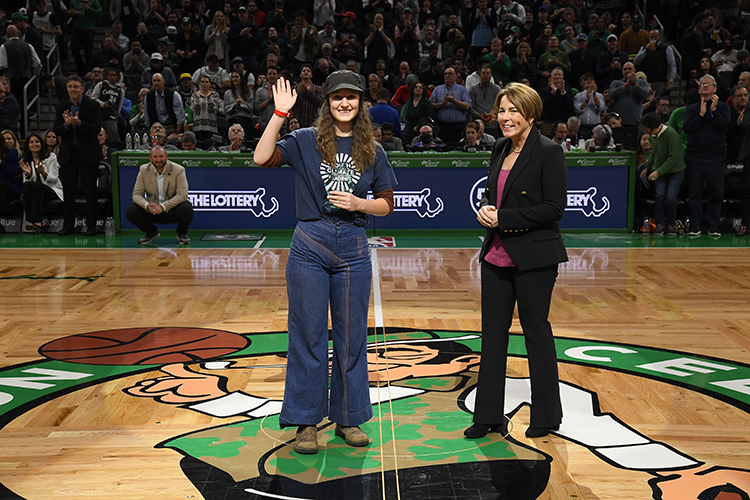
top-left (320, 152), bottom-right (361, 208)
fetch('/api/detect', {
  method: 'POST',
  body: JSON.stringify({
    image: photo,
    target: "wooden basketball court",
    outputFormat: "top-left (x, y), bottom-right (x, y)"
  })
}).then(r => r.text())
top-left (1, 243), bottom-right (749, 500)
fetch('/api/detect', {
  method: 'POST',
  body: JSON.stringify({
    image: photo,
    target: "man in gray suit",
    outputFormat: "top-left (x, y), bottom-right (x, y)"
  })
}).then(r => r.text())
top-left (125, 145), bottom-right (194, 244)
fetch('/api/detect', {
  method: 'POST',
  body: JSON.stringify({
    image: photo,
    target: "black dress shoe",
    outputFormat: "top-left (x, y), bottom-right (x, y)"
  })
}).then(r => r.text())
top-left (85, 229), bottom-right (98, 236)
top-left (464, 421), bottom-right (508, 438)
top-left (525, 425), bottom-right (559, 438)
top-left (58, 227), bottom-right (74, 236)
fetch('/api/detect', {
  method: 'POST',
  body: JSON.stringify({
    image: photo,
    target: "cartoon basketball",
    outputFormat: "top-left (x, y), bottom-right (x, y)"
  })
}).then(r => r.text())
top-left (39, 328), bottom-right (249, 365)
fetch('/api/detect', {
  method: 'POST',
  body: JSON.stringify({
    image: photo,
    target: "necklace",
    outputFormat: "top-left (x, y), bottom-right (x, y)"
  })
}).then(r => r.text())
top-left (511, 146), bottom-right (522, 154)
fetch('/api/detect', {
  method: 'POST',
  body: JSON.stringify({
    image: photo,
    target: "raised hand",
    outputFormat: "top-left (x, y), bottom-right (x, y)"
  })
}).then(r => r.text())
top-left (272, 76), bottom-right (298, 113)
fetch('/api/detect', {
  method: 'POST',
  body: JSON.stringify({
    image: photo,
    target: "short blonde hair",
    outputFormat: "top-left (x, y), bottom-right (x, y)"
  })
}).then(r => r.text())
top-left (494, 83), bottom-right (543, 124)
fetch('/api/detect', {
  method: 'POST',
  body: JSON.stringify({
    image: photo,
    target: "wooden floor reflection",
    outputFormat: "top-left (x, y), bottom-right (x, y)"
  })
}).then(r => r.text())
top-left (1, 247), bottom-right (749, 500)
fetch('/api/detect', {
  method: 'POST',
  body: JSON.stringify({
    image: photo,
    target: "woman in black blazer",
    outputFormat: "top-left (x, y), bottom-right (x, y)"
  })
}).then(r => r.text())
top-left (465, 83), bottom-right (568, 440)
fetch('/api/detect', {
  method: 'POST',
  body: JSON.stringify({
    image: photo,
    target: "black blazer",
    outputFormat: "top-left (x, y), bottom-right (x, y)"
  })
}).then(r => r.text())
top-left (737, 100), bottom-right (750, 162)
top-left (478, 125), bottom-right (569, 271)
top-left (53, 95), bottom-right (103, 165)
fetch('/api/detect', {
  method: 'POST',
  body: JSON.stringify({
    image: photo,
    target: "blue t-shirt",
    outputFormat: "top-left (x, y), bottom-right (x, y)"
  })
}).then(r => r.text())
top-left (277, 127), bottom-right (398, 227)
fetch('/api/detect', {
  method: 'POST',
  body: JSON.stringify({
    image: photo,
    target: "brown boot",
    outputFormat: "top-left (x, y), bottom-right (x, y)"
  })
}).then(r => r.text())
top-left (335, 424), bottom-right (369, 447)
top-left (294, 425), bottom-right (318, 454)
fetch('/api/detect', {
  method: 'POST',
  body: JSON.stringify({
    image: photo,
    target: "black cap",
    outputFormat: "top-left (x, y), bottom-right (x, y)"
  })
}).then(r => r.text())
top-left (323, 70), bottom-right (364, 96)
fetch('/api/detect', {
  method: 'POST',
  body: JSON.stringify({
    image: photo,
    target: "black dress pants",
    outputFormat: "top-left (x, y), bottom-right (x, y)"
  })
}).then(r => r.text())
top-left (22, 182), bottom-right (58, 223)
top-left (60, 151), bottom-right (98, 232)
top-left (125, 201), bottom-right (194, 235)
top-left (473, 260), bottom-right (562, 429)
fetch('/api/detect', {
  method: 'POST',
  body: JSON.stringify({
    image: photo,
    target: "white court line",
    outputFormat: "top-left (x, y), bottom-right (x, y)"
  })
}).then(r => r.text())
top-left (245, 488), bottom-right (312, 500)
top-left (254, 236), bottom-right (267, 249)
top-left (371, 249), bottom-right (383, 329)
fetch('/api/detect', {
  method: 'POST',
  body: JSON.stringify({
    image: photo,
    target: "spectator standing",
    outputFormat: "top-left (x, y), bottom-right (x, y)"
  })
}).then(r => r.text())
top-left (175, 17), bottom-right (204, 76)
top-left (496, 0), bottom-right (525, 37)
top-left (369, 88), bottom-right (401, 136)
top-left (223, 70), bottom-right (254, 139)
top-left (91, 36), bottom-right (121, 70)
top-left (573, 73), bottom-right (605, 130)
top-left (313, 0), bottom-right (336, 28)
top-left (141, 52), bottom-right (177, 89)
top-left (0, 83), bottom-right (20, 139)
top-left (192, 54), bottom-right (231, 91)
top-left (31, 0), bottom-right (63, 68)
top-left (255, 66), bottom-right (279, 130)
top-left (469, 64), bottom-right (501, 138)
top-left (633, 29), bottom-right (677, 95)
top-left (468, 0), bottom-right (497, 62)
top-left (0, 129), bottom-right (20, 211)
top-left (0, 26), bottom-right (42, 137)
top-left (509, 41), bottom-right (536, 88)
top-left (91, 67), bottom-right (125, 140)
top-left (228, 5), bottom-right (261, 75)
top-left (569, 33), bottom-right (597, 91)
top-left (19, 133), bottom-right (62, 232)
top-left (289, 10), bottom-right (319, 76)
top-left (291, 64), bottom-right (324, 127)
top-left (123, 39), bottom-right (150, 76)
top-left (394, 8), bottom-right (420, 72)
top-left (204, 11), bottom-right (230, 69)
top-left (539, 67), bottom-right (573, 136)
top-left (681, 13), bottom-right (719, 79)
top-left (400, 81), bottom-right (434, 144)
top-left (595, 34), bottom-right (629, 91)
top-left (189, 75), bottom-right (222, 142)
top-left (727, 84), bottom-right (749, 161)
top-left (363, 13), bottom-right (392, 76)
top-left (53, 75), bottom-right (102, 236)
top-left (419, 57), bottom-right (445, 91)
top-left (143, 72), bottom-right (185, 137)
top-left (110, 0), bottom-right (147, 39)
top-left (617, 14), bottom-right (649, 56)
top-left (537, 36), bottom-right (570, 88)
top-left (683, 75), bottom-right (731, 236)
top-left (609, 62), bottom-right (650, 127)
top-left (736, 85), bottom-right (750, 236)
top-left (246, 1), bottom-right (267, 35)
top-left (587, 16), bottom-right (611, 57)
top-left (12, 12), bottom-right (44, 66)
top-left (482, 38), bottom-right (511, 87)
top-left (639, 112), bottom-right (686, 235)
top-left (68, 0), bottom-right (102, 76)
top-left (528, 5), bottom-right (549, 43)
top-left (430, 67), bottom-right (471, 140)
top-left (126, 145), bottom-right (193, 245)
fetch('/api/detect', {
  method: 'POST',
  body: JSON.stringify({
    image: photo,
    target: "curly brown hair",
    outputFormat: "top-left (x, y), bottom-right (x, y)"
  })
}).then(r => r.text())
top-left (315, 93), bottom-right (376, 173)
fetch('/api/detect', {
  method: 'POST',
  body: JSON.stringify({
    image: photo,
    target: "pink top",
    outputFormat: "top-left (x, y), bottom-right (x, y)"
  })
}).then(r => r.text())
top-left (484, 169), bottom-right (516, 268)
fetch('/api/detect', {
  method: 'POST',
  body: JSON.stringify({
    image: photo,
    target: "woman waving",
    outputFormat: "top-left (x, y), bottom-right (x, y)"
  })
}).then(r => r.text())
top-left (253, 71), bottom-right (397, 455)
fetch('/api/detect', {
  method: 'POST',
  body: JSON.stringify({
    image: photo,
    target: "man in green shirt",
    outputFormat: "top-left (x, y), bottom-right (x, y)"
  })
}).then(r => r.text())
top-left (537, 35), bottom-right (571, 87)
top-left (68, 0), bottom-right (102, 75)
top-left (640, 112), bottom-right (686, 235)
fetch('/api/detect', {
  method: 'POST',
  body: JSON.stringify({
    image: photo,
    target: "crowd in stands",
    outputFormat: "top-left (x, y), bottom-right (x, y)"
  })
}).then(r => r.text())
top-left (1, 0), bottom-right (750, 235)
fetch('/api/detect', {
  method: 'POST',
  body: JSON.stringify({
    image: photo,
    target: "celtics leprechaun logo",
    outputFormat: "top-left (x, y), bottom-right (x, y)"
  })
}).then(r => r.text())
top-left (0, 327), bottom-right (748, 500)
